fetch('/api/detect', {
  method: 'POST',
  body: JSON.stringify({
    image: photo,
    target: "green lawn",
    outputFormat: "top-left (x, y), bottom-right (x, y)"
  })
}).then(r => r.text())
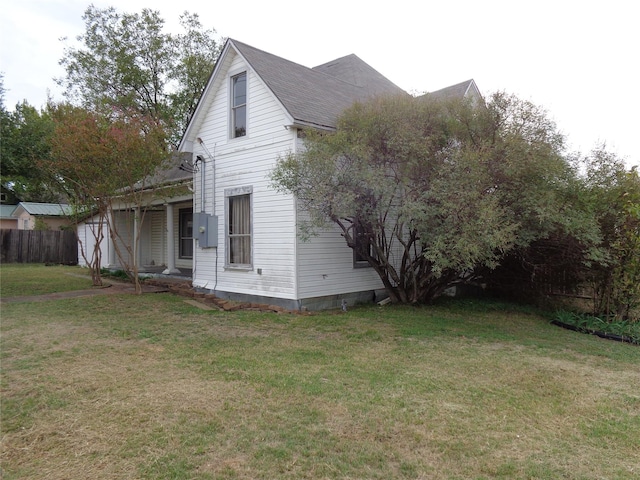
top-left (0, 264), bottom-right (95, 297)
top-left (1, 265), bottom-right (639, 479)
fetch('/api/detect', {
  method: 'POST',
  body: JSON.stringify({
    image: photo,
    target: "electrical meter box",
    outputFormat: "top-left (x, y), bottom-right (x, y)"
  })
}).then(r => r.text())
top-left (194, 213), bottom-right (218, 248)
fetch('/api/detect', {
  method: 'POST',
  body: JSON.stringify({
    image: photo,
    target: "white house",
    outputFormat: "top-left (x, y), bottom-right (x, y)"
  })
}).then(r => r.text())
top-left (78, 39), bottom-right (481, 308)
top-left (178, 39), bottom-right (480, 310)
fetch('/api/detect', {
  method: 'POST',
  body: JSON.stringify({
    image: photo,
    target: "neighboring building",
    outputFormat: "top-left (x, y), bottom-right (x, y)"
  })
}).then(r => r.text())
top-left (177, 39), bottom-right (480, 310)
top-left (1, 185), bottom-right (20, 205)
top-left (12, 202), bottom-right (73, 230)
top-left (0, 204), bottom-right (18, 229)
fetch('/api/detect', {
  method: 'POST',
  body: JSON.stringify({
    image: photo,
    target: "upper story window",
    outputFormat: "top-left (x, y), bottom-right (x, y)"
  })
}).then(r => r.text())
top-left (231, 72), bottom-right (247, 138)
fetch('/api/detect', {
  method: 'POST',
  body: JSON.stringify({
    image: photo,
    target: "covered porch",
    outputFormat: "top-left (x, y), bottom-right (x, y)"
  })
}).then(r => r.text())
top-left (77, 152), bottom-right (196, 277)
top-left (106, 200), bottom-right (194, 276)
top-left (138, 265), bottom-right (193, 280)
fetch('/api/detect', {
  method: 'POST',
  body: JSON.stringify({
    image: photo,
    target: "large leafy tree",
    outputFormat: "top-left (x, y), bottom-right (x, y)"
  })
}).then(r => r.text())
top-left (271, 92), bottom-right (588, 304)
top-left (580, 148), bottom-right (640, 320)
top-left (44, 104), bottom-right (116, 285)
top-left (1, 77), bottom-right (59, 202)
top-left (57, 6), bottom-right (221, 146)
top-left (52, 5), bottom-right (219, 287)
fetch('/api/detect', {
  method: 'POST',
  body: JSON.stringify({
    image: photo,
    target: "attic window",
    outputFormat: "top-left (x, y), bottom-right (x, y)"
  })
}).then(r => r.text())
top-left (231, 72), bottom-right (247, 138)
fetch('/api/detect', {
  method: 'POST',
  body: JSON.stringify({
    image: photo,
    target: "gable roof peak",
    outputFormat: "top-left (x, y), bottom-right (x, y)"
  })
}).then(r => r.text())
top-left (427, 79), bottom-right (480, 100)
top-left (228, 39), bottom-right (405, 130)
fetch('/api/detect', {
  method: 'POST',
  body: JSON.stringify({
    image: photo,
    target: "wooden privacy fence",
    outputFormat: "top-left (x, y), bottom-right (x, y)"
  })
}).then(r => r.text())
top-left (0, 229), bottom-right (77, 264)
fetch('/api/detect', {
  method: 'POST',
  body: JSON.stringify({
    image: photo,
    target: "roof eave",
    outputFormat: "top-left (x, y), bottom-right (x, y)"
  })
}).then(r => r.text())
top-left (286, 121), bottom-right (336, 132)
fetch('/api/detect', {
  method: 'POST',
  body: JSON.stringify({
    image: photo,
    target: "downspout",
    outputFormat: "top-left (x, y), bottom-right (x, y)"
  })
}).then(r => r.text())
top-left (199, 154), bottom-right (205, 213)
top-left (196, 138), bottom-right (218, 292)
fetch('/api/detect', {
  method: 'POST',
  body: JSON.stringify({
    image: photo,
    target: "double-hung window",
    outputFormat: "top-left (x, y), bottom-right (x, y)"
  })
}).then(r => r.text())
top-left (225, 187), bottom-right (252, 267)
top-left (231, 72), bottom-right (247, 138)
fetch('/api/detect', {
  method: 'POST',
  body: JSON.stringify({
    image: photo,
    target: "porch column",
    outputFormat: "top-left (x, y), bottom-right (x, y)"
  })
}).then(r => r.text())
top-left (107, 210), bottom-right (116, 268)
top-left (163, 203), bottom-right (180, 274)
top-left (134, 207), bottom-right (142, 270)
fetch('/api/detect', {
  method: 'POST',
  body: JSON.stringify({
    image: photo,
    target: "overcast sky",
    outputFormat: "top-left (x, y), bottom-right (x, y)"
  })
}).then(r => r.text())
top-left (1, 0), bottom-right (637, 168)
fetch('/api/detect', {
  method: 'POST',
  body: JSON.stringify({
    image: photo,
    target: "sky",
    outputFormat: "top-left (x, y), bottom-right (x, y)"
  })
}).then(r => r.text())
top-left (1, 0), bottom-right (637, 168)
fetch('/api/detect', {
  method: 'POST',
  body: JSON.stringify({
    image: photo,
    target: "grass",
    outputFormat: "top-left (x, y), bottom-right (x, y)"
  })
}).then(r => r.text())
top-left (0, 264), bottom-right (95, 297)
top-left (1, 265), bottom-right (639, 479)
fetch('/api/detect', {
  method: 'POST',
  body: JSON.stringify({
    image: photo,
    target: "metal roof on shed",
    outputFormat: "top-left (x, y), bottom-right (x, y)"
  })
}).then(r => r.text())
top-left (0, 204), bottom-right (18, 218)
top-left (16, 202), bottom-right (73, 216)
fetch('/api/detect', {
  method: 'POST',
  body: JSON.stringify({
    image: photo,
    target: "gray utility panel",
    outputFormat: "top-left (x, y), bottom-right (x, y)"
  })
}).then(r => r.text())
top-left (195, 213), bottom-right (218, 248)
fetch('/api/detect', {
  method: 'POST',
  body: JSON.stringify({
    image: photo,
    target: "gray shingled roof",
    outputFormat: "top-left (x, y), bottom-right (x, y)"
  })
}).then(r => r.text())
top-left (151, 152), bottom-right (195, 185)
top-left (133, 152), bottom-right (194, 190)
top-left (427, 79), bottom-right (476, 100)
top-left (231, 40), bottom-right (405, 129)
top-left (312, 54), bottom-right (405, 95)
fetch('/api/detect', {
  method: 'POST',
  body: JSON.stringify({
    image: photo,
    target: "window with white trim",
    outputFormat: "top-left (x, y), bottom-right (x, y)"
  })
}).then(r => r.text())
top-left (231, 72), bottom-right (247, 138)
top-left (225, 186), bottom-right (252, 267)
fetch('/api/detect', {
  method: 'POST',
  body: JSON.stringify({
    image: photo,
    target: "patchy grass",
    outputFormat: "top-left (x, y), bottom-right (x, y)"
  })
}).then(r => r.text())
top-left (1, 271), bottom-right (639, 479)
top-left (0, 264), bottom-right (94, 297)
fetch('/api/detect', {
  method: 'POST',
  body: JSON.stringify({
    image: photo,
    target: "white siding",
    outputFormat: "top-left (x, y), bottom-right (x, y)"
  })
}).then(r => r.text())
top-left (112, 210), bottom-right (134, 268)
top-left (296, 223), bottom-right (384, 299)
top-left (191, 51), bottom-right (298, 298)
top-left (185, 45), bottom-right (389, 305)
top-left (139, 210), bottom-right (153, 266)
top-left (149, 210), bottom-right (165, 266)
top-left (292, 129), bottom-right (383, 299)
top-left (77, 219), bottom-right (110, 269)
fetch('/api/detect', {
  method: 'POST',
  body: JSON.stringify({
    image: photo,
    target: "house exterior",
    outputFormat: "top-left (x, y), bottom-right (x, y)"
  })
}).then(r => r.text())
top-left (76, 39), bottom-right (480, 308)
top-left (0, 204), bottom-right (18, 229)
top-left (12, 202), bottom-right (72, 230)
top-left (177, 39), bottom-right (480, 310)
top-left (77, 152), bottom-right (194, 275)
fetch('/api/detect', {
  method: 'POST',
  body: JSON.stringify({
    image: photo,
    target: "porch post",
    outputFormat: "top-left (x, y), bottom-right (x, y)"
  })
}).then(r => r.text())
top-left (134, 207), bottom-right (142, 269)
top-left (163, 203), bottom-right (180, 274)
top-left (107, 209), bottom-right (116, 268)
